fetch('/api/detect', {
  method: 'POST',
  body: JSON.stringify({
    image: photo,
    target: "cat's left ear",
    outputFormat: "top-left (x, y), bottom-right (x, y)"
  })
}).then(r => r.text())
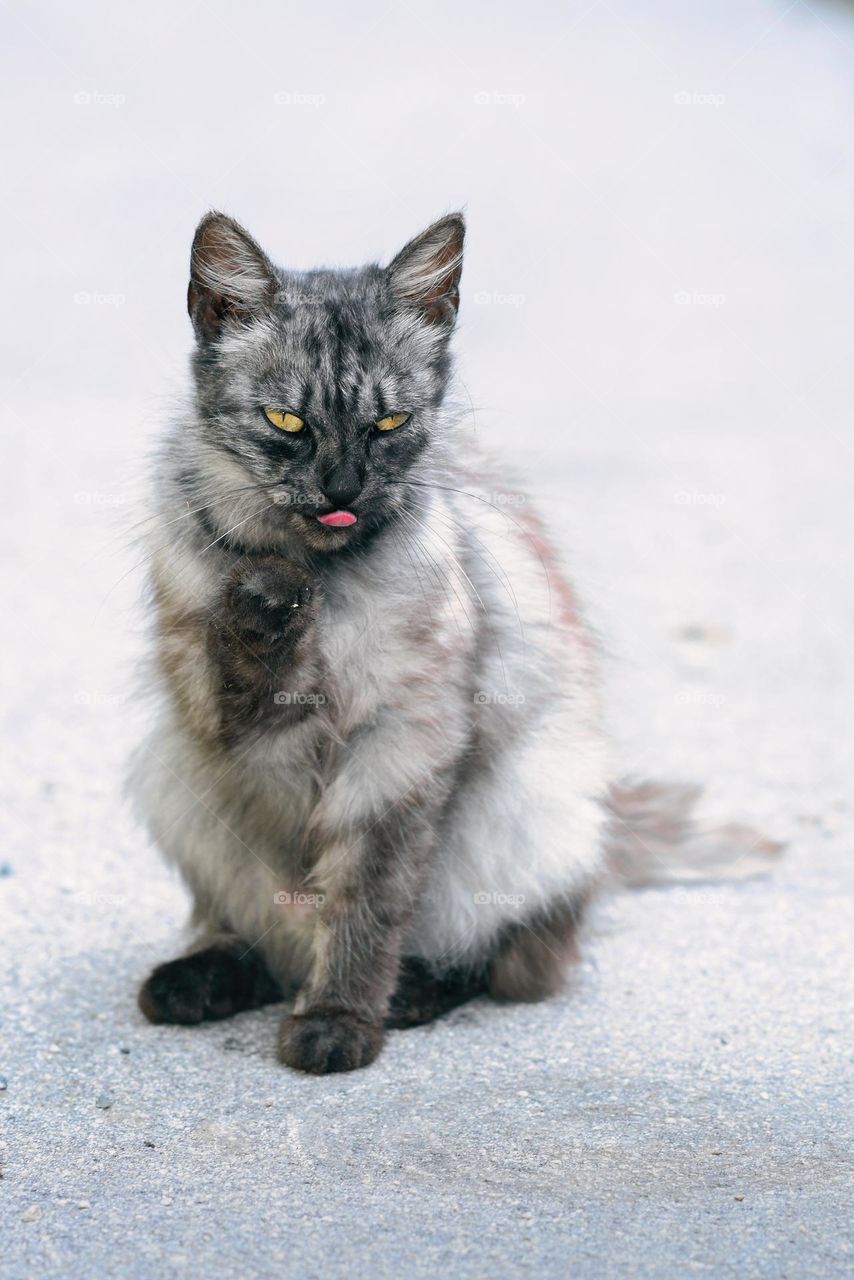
top-left (387, 213), bottom-right (465, 328)
top-left (188, 211), bottom-right (276, 343)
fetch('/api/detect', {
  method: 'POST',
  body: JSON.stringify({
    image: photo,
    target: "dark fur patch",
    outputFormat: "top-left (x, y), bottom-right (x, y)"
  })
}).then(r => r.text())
top-left (488, 893), bottom-right (589, 1003)
top-left (138, 942), bottom-right (282, 1025)
top-left (385, 956), bottom-right (486, 1028)
top-left (207, 556), bottom-right (324, 746)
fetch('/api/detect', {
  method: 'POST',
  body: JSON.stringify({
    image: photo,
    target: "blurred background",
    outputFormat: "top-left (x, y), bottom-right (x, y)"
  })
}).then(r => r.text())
top-left (1, 5), bottom-right (852, 1273)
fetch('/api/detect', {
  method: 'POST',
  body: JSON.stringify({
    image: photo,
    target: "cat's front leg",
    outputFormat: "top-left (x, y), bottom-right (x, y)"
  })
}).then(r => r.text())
top-left (277, 805), bottom-right (437, 1074)
top-left (207, 556), bottom-right (322, 742)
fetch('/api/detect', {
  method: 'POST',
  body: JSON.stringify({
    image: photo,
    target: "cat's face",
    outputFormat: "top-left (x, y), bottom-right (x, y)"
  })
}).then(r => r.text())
top-left (185, 212), bottom-right (464, 555)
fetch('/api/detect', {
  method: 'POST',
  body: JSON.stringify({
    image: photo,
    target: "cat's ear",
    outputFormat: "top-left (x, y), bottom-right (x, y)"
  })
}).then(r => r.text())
top-left (188, 212), bottom-right (276, 343)
top-left (387, 214), bottom-right (465, 328)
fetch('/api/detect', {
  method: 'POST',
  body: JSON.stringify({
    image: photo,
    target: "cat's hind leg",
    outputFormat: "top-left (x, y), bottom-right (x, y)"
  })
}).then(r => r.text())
top-left (138, 935), bottom-right (283, 1026)
top-left (487, 892), bottom-right (589, 1002)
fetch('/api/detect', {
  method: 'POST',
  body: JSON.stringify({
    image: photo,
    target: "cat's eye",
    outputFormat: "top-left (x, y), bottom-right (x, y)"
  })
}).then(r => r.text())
top-left (264, 407), bottom-right (305, 432)
top-left (376, 412), bottom-right (410, 432)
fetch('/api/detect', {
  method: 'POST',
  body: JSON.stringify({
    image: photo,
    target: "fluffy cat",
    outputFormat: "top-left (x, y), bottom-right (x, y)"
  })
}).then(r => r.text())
top-left (130, 211), bottom-right (776, 1073)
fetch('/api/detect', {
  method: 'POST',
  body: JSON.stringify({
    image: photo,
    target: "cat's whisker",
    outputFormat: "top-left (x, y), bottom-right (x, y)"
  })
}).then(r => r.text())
top-left (393, 506), bottom-right (480, 643)
top-left (148, 494), bottom-right (287, 589)
top-left (196, 499), bottom-right (283, 556)
top-left (389, 528), bottom-right (434, 621)
top-left (126, 480), bottom-right (281, 539)
top-left (83, 480), bottom-right (283, 571)
top-left (95, 494), bottom-right (283, 618)
top-left (406, 477), bottom-right (553, 625)
top-left (409, 509), bottom-right (513, 691)
top-left (393, 523), bottom-right (466, 639)
top-left (406, 494), bottom-right (527, 645)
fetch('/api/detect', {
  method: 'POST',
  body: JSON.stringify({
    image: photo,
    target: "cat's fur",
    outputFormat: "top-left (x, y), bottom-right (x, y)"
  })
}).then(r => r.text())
top-left (130, 211), bottom-right (777, 1074)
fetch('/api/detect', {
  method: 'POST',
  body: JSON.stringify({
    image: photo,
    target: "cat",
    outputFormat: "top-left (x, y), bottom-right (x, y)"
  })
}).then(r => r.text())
top-left (130, 211), bottom-right (778, 1074)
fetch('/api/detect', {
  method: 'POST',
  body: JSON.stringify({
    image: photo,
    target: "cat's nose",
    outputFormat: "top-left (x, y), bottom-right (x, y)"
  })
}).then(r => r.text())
top-left (321, 463), bottom-right (363, 510)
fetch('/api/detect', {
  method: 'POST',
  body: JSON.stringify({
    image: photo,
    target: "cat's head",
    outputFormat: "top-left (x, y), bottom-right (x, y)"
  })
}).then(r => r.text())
top-left (182, 210), bottom-right (464, 555)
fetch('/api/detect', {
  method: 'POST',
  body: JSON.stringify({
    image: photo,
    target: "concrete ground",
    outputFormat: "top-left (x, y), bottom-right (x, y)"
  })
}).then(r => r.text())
top-left (2, 1), bottom-right (852, 1276)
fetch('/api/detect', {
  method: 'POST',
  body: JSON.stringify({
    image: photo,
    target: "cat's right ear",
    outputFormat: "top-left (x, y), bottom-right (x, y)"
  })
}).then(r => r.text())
top-left (187, 212), bottom-right (276, 343)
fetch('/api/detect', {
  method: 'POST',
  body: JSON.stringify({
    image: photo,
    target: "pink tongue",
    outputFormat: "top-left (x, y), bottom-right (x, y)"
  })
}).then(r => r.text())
top-left (317, 510), bottom-right (357, 528)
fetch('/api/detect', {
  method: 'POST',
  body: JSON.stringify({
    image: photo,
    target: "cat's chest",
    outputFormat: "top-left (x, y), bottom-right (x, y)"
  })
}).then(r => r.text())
top-left (316, 591), bottom-right (420, 729)
top-left (313, 576), bottom-right (463, 737)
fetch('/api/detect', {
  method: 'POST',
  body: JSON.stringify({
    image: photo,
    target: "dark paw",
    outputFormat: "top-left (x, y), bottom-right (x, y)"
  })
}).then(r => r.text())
top-left (277, 1012), bottom-right (383, 1074)
top-left (138, 946), bottom-right (281, 1026)
top-left (385, 957), bottom-right (484, 1029)
top-left (223, 557), bottom-right (316, 646)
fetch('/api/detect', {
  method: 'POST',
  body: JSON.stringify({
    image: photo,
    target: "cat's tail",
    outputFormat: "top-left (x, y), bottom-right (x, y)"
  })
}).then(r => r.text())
top-left (603, 778), bottom-right (783, 887)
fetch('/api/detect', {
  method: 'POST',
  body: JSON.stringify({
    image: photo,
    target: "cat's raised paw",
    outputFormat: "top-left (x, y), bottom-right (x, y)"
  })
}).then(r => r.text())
top-left (222, 557), bottom-right (316, 646)
top-left (277, 1012), bottom-right (383, 1074)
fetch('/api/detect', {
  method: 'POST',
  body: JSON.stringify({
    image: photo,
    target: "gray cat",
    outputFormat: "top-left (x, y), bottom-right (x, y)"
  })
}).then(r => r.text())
top-left (130, 211), bottom-right (776, 1073)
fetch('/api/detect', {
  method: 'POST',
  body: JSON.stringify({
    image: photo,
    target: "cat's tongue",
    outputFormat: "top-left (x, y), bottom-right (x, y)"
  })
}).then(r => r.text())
top-left (316, 510), bottom-right (357, 528)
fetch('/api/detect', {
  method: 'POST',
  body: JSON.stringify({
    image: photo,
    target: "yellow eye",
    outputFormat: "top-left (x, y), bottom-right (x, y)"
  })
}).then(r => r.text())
top-left (376, 412), bottom-right (410, 432)
top-left (264, 408), bottom-right (305, 432)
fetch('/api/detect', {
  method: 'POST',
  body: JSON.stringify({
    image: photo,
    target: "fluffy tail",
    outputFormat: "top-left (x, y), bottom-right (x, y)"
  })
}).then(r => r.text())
top-left (604, 779), bottom-right (783, 887)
